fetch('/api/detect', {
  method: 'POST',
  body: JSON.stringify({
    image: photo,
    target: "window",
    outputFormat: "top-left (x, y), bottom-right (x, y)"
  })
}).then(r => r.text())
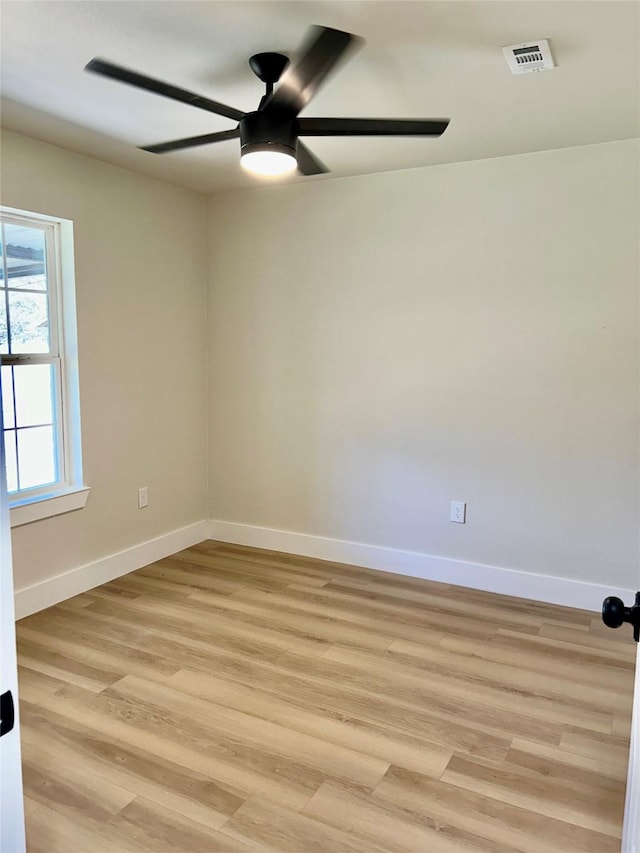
top-left (1, 207), bottom-right (88, 526)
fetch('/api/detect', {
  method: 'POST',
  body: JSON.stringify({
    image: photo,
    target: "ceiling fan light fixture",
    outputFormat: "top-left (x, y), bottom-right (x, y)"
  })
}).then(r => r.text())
top-left (239, 111), bottom-right (298, 177)
top-left (86, 26), bottom-right (450, 179)
top-left (240, 145), bottom-right (297, 176)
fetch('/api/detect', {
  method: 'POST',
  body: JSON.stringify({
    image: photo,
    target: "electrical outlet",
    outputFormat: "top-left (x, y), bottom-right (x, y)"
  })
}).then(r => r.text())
top-left (138, 486), bottom-right (148, 509)
top-left (450, 501), bottom-right (466, 523)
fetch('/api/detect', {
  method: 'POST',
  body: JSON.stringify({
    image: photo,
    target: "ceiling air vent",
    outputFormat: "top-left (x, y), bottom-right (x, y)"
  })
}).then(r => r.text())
top-left (502, 39), bottom-right (555, 75)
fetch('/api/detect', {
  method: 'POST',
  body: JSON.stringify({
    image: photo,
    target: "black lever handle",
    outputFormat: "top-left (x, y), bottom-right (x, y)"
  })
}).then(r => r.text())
top-left (602, 591), bottom-right (640, 642)
top-left (0, 690), bottom-right (15, 737)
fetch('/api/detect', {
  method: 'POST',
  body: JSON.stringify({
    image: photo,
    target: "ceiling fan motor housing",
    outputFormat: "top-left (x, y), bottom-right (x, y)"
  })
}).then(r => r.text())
top-left (239, 111), bottom-right (298, 158)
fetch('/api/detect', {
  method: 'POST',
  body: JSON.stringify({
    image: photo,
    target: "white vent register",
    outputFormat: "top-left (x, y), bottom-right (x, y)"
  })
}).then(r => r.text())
top-left (503, 39), bottom-right (555, 74)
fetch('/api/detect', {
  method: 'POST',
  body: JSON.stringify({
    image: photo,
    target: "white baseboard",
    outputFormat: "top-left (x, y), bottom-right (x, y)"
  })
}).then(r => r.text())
top-left (208, 519), bottom-right (635, 612)
top-left (14, 520), bottom-right (209, 620)
top-left (15, 516), bottom-right (635, 619)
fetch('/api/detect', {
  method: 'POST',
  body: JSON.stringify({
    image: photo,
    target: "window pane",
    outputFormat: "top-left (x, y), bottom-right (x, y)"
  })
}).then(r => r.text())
top-left (1, 365), bottom-right (15, 428)
top-left (0, 297), bottom-right (7, 354)
top-left (0, 230), bottom-right (4, 285)
top-left (8, 291), bottom-right (49, 353)
top-left (17, 425), bottom-right (56, 490)
top-left (14, 363), bottom-right (54, 427)
top-left (4, 223), bottom-right (46, 291)
top-left (3, 430), bottom-right (18, 493)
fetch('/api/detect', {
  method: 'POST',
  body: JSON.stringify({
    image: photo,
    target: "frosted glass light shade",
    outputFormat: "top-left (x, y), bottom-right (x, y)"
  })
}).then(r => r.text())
top-left (241, 149), bottom-right (297, 176)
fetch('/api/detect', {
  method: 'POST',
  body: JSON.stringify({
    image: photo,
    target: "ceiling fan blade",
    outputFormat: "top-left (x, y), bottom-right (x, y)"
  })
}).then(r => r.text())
top-left (141, 128), bottom-right (240, 154)
top-left (298, 117), bottom-right (450, 136)
top-left (85, 58), bottom-right (245, 122)
top-left (263, 26), bottom-right (362, 117)
top-left (296, 141), bottom-right (329, 176)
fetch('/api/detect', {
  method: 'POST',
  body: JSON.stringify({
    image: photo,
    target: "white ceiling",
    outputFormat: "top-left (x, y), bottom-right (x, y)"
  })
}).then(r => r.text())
top-left (1, 1), bottom-right (638, 194)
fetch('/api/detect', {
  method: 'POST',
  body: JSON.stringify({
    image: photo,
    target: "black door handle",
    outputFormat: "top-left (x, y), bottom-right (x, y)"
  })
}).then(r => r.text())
top-left (602, 591), bottom-right (640, 642)
top-left (0, 690), bottom-right (15, 736)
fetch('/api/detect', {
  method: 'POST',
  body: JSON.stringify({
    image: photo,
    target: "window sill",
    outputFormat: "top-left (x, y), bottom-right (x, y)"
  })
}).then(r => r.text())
top-left (10, 486), bottom-right (90, 528)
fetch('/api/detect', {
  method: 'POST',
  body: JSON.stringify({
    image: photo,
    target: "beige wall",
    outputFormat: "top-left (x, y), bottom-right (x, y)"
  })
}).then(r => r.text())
top-left (1, 131), bottom-right (208, 591)
top-left (206, 140), bottom-right (640, 588)
top-left (3, 132), bottom-right (638, 594)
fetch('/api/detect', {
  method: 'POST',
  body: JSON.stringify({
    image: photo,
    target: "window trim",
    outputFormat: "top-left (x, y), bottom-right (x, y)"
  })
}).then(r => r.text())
top-left (1, 205), bottom-right (89, 526)
top-left (10, 485), bottom-right (90, 527)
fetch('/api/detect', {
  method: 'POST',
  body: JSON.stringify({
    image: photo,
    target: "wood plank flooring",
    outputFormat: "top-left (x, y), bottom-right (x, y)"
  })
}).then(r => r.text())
top-left (16, 540), bottom-right (636, 852)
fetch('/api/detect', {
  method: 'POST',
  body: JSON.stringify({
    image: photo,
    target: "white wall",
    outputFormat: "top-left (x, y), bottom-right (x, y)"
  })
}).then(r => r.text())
top-left (1, 131), bottom-right (208, 593)
top-left (206, 140), bottom-right (639, 589)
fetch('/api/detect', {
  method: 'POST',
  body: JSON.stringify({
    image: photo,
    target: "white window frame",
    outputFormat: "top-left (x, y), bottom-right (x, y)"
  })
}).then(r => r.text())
top-left (1, 206), bottom-right (89, 527)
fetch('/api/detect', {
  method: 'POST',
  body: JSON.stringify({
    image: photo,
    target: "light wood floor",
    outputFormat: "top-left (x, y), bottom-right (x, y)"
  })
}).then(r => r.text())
top-left (16, 541), bottom-right (636, 853)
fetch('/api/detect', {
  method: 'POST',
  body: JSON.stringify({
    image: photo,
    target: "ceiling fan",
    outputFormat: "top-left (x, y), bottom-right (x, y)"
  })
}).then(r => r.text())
top-left (85, 25), bottom-right (450, 178)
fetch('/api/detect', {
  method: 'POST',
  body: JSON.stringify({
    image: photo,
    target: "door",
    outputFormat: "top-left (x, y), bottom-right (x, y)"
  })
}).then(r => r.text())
top-left (0, 397), bottom-right (26, 852)
top-left (622, 646), bottom-right (639, 852)
top-left (603, 594), bottom-right (640, 851)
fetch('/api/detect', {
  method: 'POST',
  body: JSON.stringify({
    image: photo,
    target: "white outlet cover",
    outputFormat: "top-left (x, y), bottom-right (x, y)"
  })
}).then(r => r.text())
top-left (450, 501), bottom-right (466, 523)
